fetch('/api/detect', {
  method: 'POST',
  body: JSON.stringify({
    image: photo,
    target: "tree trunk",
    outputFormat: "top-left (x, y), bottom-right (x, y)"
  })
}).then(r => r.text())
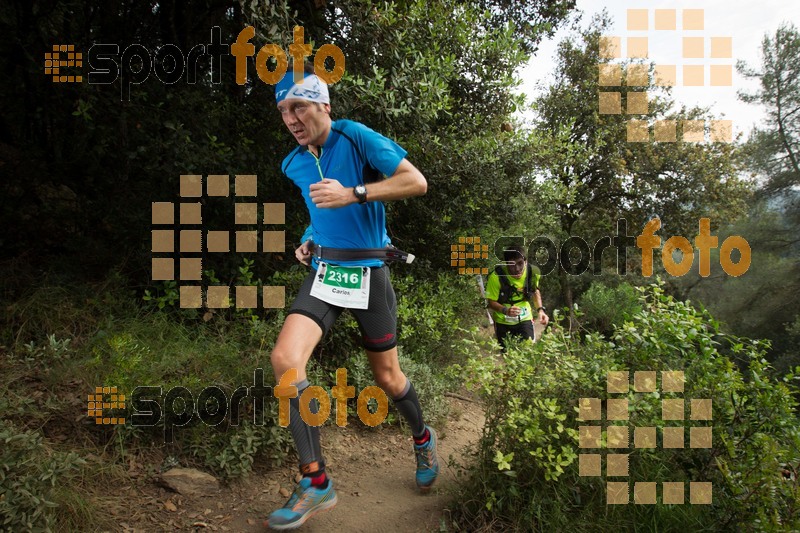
top-left (560, 210), bottom-right (578, 332)
top-left (561, 266), bottom-right (576, 332)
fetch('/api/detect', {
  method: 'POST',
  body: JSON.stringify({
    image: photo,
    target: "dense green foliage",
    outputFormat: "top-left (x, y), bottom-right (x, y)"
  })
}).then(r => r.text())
top-left (0, 420), bottom-right (86, 531)
top-left (678, 196), bottom-right (800, 376)
top-left (0, 1), bottom-right (575, 528)
top-left (577, 281), bottom-right (641, 336)
top-left (678, 23), bottom-right (800, 375)
top-left (455, 283), bottom-right (800, 531)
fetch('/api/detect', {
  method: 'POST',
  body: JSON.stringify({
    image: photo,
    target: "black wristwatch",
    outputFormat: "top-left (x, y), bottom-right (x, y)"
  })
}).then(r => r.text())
top-left (353, 184), bottom-right (368, 204)
top-left (537, 306), bottom-right (547, 313)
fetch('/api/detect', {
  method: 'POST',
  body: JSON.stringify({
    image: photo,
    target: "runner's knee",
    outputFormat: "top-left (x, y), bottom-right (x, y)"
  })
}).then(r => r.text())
top-left (270, 345), bottom-right (305, 379)
top-left (373, 368), bottom-right (406, 397)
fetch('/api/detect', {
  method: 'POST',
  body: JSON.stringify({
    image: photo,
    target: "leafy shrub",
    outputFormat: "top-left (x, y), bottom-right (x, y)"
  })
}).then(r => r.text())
top-left (578, 281), bottom-right (641, 336)
top-left (455, 282), bottom-right (800, 531)
top-left (79, 270), bottom-right (474, 480)
top-left (81, 309), bottom-right (297, 475)
top-left (191, 420), bottom-right (293, 481)
top-left (0, 420), bottom-right (86, 531)
top-left (394, 271), bottom-right (483, 364)
top-left (12, 334), bottom-right (73, 369)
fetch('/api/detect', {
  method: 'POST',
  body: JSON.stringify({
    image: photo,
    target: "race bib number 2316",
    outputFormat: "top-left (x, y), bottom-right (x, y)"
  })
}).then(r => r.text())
top-left (310, 262), bottom-right (370, 309)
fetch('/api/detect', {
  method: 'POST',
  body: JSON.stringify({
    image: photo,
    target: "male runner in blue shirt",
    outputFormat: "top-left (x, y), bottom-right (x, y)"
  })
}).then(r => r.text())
top-left (266, 64), bottom-right (439, 530)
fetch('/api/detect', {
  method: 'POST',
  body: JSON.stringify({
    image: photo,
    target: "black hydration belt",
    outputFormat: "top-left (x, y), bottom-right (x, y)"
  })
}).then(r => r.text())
top-left (310, 243), bottom-right (415, 264)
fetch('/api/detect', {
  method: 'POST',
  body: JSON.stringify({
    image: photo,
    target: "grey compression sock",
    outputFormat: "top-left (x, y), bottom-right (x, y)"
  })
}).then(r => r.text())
top-left (392, 379), bottom-right (426, 438)
top-left (288, 379), bottom-right (324, 472)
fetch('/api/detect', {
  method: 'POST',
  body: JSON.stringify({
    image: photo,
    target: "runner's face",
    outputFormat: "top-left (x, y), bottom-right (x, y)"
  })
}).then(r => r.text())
top-left (277, 98), bottom-right (331, 147)
top-left (507, 257), bottom-right (526, 278)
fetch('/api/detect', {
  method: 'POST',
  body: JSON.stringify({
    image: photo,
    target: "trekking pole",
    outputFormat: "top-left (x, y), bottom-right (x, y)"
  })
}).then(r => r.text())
top-left (475, 274), bottom-right (494, 327)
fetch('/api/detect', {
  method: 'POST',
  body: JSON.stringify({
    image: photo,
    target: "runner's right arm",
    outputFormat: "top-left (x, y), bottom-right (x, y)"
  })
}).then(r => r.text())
top-left (296, 241), bottom-right (312, 266)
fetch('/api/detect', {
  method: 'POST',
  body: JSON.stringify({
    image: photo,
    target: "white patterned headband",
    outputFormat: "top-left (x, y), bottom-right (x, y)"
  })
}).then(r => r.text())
top-left (275, 73), bottom-right (330, 104)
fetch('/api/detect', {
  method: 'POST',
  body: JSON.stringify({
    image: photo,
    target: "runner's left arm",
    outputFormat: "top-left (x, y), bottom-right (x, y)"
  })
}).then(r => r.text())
top-left (531, 289), bottom-right (549, 325)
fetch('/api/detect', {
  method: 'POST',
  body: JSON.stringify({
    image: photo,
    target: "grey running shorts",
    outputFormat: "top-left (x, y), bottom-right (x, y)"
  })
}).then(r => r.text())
top-left (288, 265), bottom-right (398, 352)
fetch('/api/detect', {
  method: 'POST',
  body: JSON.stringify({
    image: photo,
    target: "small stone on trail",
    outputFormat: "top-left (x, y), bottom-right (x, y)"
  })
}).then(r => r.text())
top-left (161, 468), bottom-right (219, 497)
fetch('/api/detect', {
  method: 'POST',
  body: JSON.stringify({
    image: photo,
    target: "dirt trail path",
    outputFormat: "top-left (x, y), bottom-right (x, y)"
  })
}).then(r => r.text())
top-left (121, 396), bottom-right (484, 532)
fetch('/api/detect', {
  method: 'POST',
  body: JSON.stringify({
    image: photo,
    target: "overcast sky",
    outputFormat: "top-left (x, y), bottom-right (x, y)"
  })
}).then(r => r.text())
top-left (516, 0), bottom-right (800, 138)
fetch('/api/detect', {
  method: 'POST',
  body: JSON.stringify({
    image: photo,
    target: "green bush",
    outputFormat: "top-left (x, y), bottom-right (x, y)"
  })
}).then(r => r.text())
top-left (81, 310), bottom-right (296, 480)
top-left (394, 271), bottom-right (484, 364)
top-left (70, 269), bottom-right (475, 480)
top-left (395, 353), bottom-right (450, 428)
top-left (577, 281), bottom-right (641, 336)
top-left (190, 420), bottom-right (293, 481)
top-left (455, 282), bottom-right (800, 531)
top-left (0, 420), bottom-right (86, 532)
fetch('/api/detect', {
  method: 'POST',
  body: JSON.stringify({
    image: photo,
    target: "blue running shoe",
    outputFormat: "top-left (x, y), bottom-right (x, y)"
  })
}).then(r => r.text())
top-left (266, 477), bottom-right (337, 530)
top-left (414, 426), bottom-right (440, 492)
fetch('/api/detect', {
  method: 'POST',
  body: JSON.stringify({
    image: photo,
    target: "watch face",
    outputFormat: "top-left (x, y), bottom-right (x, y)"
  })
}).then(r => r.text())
top-left (355, 184), bottom-right (367, 203)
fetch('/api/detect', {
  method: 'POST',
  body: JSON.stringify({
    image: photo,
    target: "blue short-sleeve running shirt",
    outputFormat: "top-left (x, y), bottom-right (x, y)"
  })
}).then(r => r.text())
top-left (281, 119), bottom-right (407, 268)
